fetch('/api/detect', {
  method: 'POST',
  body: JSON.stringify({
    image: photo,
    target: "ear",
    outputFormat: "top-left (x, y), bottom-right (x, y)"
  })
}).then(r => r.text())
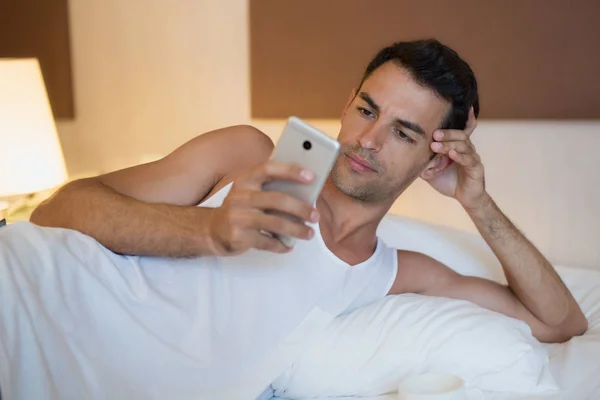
top-left (420, 154), bottom-right (453, 180)
top-left (341, 89), bottom-right (357, 120)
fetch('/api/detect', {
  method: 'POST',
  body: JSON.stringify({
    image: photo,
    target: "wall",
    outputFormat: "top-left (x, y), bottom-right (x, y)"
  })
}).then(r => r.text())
top-left (57, 0), bottom-right (250, 176)
top-left (57, 1), bottom-right (600, 269)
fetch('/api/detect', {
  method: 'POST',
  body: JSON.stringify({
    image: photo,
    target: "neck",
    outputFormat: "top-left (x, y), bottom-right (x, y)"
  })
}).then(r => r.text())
top-left (317, 175), bottom-right (394, 248)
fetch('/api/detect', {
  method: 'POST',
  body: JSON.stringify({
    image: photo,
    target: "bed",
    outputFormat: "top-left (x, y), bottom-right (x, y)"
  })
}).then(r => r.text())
top-left (0, 215), bottom-right (598, 400)
top-left (269, 215), bottom-right (600, 400)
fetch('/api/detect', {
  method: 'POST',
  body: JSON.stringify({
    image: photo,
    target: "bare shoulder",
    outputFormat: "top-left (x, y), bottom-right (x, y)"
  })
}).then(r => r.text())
top-left (387, 250), bottom-right (460, 295)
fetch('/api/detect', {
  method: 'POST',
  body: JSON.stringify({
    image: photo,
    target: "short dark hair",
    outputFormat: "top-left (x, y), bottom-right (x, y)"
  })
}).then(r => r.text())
top-left (358, 39), bottom-right (479, 130)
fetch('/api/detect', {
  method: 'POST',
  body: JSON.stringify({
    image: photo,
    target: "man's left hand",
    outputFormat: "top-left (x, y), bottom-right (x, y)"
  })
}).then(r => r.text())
top-left (423, 108), bottom-right (489, 211)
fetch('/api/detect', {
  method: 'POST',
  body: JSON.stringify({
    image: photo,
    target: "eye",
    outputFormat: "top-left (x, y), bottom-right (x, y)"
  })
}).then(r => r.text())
top-left (393, 127), bottom-right (415, 144)
top-left (357, 107), bottom-right (375, 119)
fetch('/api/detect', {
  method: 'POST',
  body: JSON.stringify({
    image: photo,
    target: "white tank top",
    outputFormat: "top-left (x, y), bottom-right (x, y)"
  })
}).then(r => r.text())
top-left (199, 182), bottom-right (397, 316)
top-left (191, 182), bottom-right (397, 397)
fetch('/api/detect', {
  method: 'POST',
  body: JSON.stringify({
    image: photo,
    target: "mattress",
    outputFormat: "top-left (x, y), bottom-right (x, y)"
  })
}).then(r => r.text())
top-left (271, 265), bottom-right (600, 400)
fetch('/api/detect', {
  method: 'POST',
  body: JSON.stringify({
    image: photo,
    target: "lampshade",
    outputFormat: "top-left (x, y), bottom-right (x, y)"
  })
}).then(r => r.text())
top-left (0, 58), bottom-right (68, 198)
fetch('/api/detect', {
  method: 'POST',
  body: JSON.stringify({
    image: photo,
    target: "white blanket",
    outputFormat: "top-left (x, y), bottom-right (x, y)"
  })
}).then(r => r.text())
top-left (0, 223), bottom-right (352, 399)
top-left (2, 215), bottom-right (598, 400)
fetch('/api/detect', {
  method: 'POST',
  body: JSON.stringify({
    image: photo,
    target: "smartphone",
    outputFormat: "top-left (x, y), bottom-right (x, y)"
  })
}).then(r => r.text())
top-left (262, 116), bottom-right (340, 247)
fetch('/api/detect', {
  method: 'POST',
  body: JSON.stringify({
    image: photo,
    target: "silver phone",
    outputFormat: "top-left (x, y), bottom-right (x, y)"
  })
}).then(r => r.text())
top-left (262, 116), bottom-right (340, 247)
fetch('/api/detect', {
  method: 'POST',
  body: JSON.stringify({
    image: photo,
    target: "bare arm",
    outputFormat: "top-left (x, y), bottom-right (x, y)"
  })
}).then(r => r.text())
top-left (410, 108), bottom-right (587, 343)
top-left (464, 195), bottom-right (587, 340)
top-left (30, 125), bottom-right (274, 257)
top-left (391, 242), bottom-right (587, 343)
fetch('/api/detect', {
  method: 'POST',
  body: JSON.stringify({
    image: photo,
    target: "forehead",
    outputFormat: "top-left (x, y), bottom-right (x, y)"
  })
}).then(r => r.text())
top-left (359, 62), bottom-right (451, 135)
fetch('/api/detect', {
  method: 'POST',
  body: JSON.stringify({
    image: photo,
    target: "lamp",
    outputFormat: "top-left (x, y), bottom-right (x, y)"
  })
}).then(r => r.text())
top-left (0, 58), bottom-right (68, 222)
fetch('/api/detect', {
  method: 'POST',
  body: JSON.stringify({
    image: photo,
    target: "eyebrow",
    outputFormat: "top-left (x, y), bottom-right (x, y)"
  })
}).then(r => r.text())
top-left (358, 92), bottom-right (425, 137)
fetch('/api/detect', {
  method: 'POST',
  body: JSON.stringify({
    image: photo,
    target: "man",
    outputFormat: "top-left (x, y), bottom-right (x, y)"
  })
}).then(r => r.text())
top-left (24, 39), bottom-right (585, 395)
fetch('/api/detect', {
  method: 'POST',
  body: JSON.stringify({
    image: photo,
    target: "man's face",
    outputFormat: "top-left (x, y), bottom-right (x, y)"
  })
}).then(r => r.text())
top-left (332, 62), bottom-right (451, 203)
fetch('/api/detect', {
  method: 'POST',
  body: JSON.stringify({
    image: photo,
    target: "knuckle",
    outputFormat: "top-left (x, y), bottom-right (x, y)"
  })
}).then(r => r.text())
top-left (230, 209), bottom-right (249, 229)
top-left (280, 195), bottom-right (296, 211)
top-left (247, 190), bottom-right (260, 207)
top-left (301, 225), bottom-right (313, 239)
top-left (272, 217), bottom-right (287, 233)
top-left (272, 191), bottom-right (289, 206)
top-left (290, 222), bottom-right (309, 239)
top-left (228, 228), bottom-right (245, 249)
top-left (234, 188), bottom-right (254, 205)
top-left (261, 192), bottom-right (282, 211)
top-left (262, 161), bottom-right (279, 178)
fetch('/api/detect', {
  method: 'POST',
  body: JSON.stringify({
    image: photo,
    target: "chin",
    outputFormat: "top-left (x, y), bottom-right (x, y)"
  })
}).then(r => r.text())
top-left (333, 166), bottom-right (411, 203)
top-left (331, 170), bottom-right (378, 203)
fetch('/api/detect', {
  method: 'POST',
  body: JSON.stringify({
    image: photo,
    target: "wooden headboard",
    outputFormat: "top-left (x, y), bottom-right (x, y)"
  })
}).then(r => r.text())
top-left (250, 0), bottom-right (600, 120)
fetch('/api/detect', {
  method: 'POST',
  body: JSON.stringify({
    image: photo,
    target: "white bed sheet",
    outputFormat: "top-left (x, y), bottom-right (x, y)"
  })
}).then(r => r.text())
top-left (271, 265), bottom-right (600, 400)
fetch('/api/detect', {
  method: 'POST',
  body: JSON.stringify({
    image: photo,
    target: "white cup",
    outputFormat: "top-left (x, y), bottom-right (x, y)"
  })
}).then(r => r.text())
top-left (397, 373), bottom-right (467, 400)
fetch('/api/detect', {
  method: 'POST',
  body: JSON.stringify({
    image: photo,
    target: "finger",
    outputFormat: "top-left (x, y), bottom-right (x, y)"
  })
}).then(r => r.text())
top-left (251, 191), bottom-right (318, 223)
top-left (244, 161), bottom-right (314, 189)
top-left (252, 212), bottom-right (314, 241)
top-left (448, 149), bottom-right (480, 168)
top-left (251, 231), bottom-right (292, 253)
top-left (432, 108), bottom-right (478, 141)
top-left (465, 107), bottom-right (478, 137)
top-left (433, 129), bottom-right (468, 142)
top-left (431, 140), bottom-right (473, 155)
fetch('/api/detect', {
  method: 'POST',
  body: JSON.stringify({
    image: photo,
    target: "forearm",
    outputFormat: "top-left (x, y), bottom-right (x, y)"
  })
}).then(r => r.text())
top-left (30, 179), bottom-right (217, 258)
top-left (466, 194), bottom-right (586, 330)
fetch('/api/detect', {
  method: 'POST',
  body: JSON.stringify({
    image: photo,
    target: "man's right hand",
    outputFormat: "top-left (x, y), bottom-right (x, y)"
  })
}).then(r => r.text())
top-left (207, 161), bottom-right (320, 256)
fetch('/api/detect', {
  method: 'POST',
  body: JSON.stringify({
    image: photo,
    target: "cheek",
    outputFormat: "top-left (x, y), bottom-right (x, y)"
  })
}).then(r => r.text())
top-left (339, 111), bottom-right (368, 141)
top-left (383, 145), bottom-right (429, 176)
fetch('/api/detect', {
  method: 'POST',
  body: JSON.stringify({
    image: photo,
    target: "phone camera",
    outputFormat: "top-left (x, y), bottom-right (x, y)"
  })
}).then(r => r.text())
top-left (303, 140), bottom-right (312, 150)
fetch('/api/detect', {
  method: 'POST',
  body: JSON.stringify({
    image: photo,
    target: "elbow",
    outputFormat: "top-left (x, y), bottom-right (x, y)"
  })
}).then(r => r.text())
top-left (29, 205), bottom-right (43, 225)
top-left (571, 313), bottom-right (589, 337)
top-left (30, 199), bottom-right (54, 227)
top-left (30, 180), bottom-right (86, 228)
top-left (560, 308), bottom-right (589, 342)
top-left (541, 313), bottom-right (588, 344)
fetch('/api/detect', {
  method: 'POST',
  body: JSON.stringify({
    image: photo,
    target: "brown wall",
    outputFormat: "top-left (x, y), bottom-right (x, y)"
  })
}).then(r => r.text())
top-left (250, 0), bottom-right (600, 119)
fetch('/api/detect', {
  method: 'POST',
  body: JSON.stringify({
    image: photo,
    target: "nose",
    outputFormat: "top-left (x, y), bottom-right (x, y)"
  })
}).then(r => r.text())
top-left (357, 122), bottom-right (384, 152)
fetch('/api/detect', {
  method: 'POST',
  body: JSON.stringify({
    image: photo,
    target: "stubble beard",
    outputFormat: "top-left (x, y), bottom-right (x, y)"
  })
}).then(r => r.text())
top-left (331, 153), bottom-right (429, 204)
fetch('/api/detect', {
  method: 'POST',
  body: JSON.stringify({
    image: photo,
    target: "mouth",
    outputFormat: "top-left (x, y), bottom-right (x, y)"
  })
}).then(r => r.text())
top-left (346, 153), bottom-right (377, 173)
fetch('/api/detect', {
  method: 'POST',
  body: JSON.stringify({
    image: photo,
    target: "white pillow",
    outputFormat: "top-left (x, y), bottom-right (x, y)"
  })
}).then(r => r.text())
top-left (376, 214), bottom-right (506, 283)
top-left (272, 294), bottom-right (558, 398)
